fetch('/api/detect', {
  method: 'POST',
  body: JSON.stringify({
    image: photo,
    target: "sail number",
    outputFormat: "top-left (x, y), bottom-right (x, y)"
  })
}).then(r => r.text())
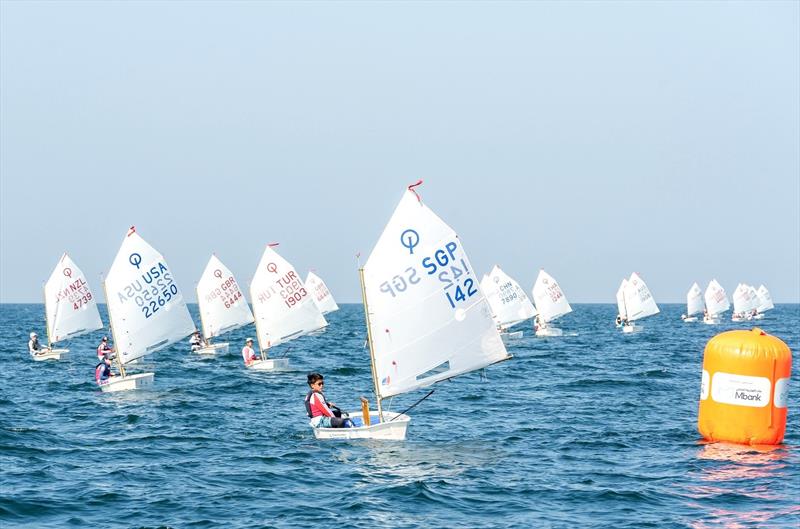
top-left (379, 240), bottom-right (478, 308)
top-left (254, 271), bottom-right (309, 309)
top-left (205, 276), bottom-right (245, 309)
top-left (114, 262), bottom-right (180, 319)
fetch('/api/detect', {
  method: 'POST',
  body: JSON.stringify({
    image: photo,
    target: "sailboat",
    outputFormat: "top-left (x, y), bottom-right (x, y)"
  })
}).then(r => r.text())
top-left (480, 265), bottom-right (536, 343)
top-left (682, 282), bottom-right (703, 322)
top-left (311, 182), bottom-right (510, 440)
top-left (754, 284), bottom-right (774, 319)
top-left (195, 254), bottom-right (254, 355)
top-left (248, 243), bottom-right (328, 370)
top-left (35, 253), bottom-right (103, 361)
top-left (304, 271), bottom-right (340, 315)
top-left (531, 269), bottom-right (572, 337)
top-left (703, 279), bottom-right (729, 324)
top-left (101, 226), bottom-right (196, 392)
top-left (615, 278), bottom-right (628, 328)
top-left (621, 272), bottom-right (659, 333)
top-left (732, 283), bottom-right (759, 321)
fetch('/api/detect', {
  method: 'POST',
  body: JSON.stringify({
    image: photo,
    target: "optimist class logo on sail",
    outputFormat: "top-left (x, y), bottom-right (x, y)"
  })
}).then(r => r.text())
top-left (114, 257), bottom-right (180, 319)
top-left (379, 230), bottom-right (478, 309)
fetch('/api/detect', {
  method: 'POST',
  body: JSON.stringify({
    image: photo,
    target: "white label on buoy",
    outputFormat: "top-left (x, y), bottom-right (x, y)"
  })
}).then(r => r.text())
top-left (711, 372), bottom-right (771, 408)
top-left (700, 370), bottom-right (709, 400)
top-left (774, 378), bottom-right (789, 408)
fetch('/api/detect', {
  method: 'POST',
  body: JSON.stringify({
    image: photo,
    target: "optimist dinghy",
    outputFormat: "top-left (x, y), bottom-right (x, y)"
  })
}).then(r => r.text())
top-left (682, 282), bottom-right (703, 323)
top-left (248, 243), bottom-right (327, 371)
top-left (305, 271), bottom-right (340, 315)
top-left (311, 181), bottom-right (510, 441)
top-left (531, 269), bottom-right (572, 337)
top-left (34, 253), bottom-right (103, 361)
top-left (195, 254), bottom-right (254, 355)
top-left (620, 272), bottom-right (659, 333)
top-left (703, 279), bottom-right (729, 324)
top-left (480, 265), bottom-right (536, 343)
top-left (100, 227), bottom-right (195, 392)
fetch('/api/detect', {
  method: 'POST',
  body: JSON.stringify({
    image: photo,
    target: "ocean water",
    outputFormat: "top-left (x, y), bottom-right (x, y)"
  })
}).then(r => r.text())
top-left (0, 303), bottom-right (798, 529)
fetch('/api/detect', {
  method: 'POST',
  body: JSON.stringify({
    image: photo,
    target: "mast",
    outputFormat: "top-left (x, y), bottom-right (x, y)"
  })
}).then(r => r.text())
top-left (42, 282), bottom-right (53, 350)
top-left (251, 299), bottom-right (268, 361)
top-left (102, 279), bottom-right (126, 378)
top-left (359, 267), bottom-right (383, 421)
top-left (196, 285), bottom-right (212, 345)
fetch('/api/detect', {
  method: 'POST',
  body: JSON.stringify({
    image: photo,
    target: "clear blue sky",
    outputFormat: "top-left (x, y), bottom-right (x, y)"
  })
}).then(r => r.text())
top-left (1, 1), bottom-right (798, 303)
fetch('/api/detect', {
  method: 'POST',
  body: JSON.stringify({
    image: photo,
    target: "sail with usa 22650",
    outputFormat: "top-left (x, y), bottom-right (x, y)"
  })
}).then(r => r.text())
top-left (311, 181), bottom-right (510, 441)
top-left (101, 226), bottom-right (195, 392)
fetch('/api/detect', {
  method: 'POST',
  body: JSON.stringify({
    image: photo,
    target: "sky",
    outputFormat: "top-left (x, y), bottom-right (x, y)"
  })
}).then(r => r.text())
top-left (1, 1), bottom-right (798, 304)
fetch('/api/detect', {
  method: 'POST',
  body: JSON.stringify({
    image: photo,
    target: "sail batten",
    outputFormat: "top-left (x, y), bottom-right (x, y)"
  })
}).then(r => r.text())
top-left (363, 190), bottom-right (509, 400)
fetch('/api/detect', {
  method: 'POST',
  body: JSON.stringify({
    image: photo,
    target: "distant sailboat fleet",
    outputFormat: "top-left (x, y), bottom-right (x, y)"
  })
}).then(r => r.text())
top-left (26, 183), bottom-right (782, 440)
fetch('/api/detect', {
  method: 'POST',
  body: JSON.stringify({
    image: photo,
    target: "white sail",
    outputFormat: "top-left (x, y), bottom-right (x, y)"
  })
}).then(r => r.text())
top-left (104, 228), bottom-right (196, 365)
top-left (250, 245), bottom-right (327, 350)
top-left (481, 265), bottom-right (536, 329)
top-left (745, 285), bottom-right (760, 312)
top-left (531, 269), bottom-right (572, 324)
top-left (756, 285), bottom-right (775, 312)
top-left (686, 282), bottom-right (704, 317)
top-left (363, 189), bottom-right (509, 399)
top-left (616, 278), bottom-right (628, 319)
top-left (704, 279), bottom-right (730, 316)
top-left (44, 253), bottom-right (103, 344)
top-left (305, 271), bottom-right (339, 315)
top-left (197, 254), bottom-right (254, 339)
top-left (732, 283), bottom-right (753, 314)
top-left (624, 272), bottom-right (659, 322)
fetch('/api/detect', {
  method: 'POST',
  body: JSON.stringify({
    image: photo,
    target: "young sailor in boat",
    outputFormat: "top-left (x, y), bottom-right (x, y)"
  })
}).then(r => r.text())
top-left (615, 315), bottom-right (623, 327)
top-left (534, 314), bottom-right (544, 332)
top-left (95, 355), bottom-right (115, 385)
top-left (189, 331), bottom-right (207, 352)
top-left (96, 336), bottom-right (115, 360)
top-left (242, 338), bottom-right (259, 366)
top-left (28, 332), bottom-right (48, 356)
top-left (305, 372), bottom-right (353, 428)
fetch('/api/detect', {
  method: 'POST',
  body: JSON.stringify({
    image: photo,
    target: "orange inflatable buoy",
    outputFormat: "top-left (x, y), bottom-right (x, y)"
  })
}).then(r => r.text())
top-left (698, 328), bottom-right (792, 445)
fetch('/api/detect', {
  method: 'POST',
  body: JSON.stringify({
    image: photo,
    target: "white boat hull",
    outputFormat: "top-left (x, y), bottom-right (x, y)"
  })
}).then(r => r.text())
top-left (535, 327), bottom-right (563, 337)
top-left (194, 342), bottom-right (229, 355)
top-left (312, 411), bottom-right (411, 441)
top-left (753, 313), bottom-right (765, 320)
top-left (247, 358), bottom-right (290, 371)
top-left (99, 372), bottom-right (155, 393)
top-left (31, 348), bottom-right (69, 361)
top-left (500, 330), bottom-right (523, 344)
top-left (682, 317), bottom-right (698, 323)
top-left (622, 324), bottom-right (642, 334)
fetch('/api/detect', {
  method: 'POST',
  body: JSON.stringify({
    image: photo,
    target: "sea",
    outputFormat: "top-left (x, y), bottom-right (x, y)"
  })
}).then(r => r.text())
top-left (1, 303), bottom-right (798, 529)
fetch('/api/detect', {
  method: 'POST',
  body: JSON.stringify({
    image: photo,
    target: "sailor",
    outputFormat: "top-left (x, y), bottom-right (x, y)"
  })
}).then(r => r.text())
top-left (242, 338), bottom-right (259, 366)
top-left (95, 355), bottom-right (114, 385)
top-left (615, 315), bottom-right (622, 326)
top-left (304, 372), bottom-right (353, 428)
top-left (96, 336), bottom-right (114, 360)
top-left (28, 332), bottom-right (46, 355)
top-left (189, 331), bottom-right (206, 352)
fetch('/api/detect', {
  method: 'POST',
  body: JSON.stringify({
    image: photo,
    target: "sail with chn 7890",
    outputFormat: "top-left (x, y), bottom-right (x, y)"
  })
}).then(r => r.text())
top-left (311, 181), bottom-right (510, 440)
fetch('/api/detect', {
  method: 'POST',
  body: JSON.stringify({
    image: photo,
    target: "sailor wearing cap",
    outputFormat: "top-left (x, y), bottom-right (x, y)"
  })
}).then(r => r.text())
top-left (28, 332), bottom-right (45, 355)
top-left (242, 337), bottom-right (259, 366)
